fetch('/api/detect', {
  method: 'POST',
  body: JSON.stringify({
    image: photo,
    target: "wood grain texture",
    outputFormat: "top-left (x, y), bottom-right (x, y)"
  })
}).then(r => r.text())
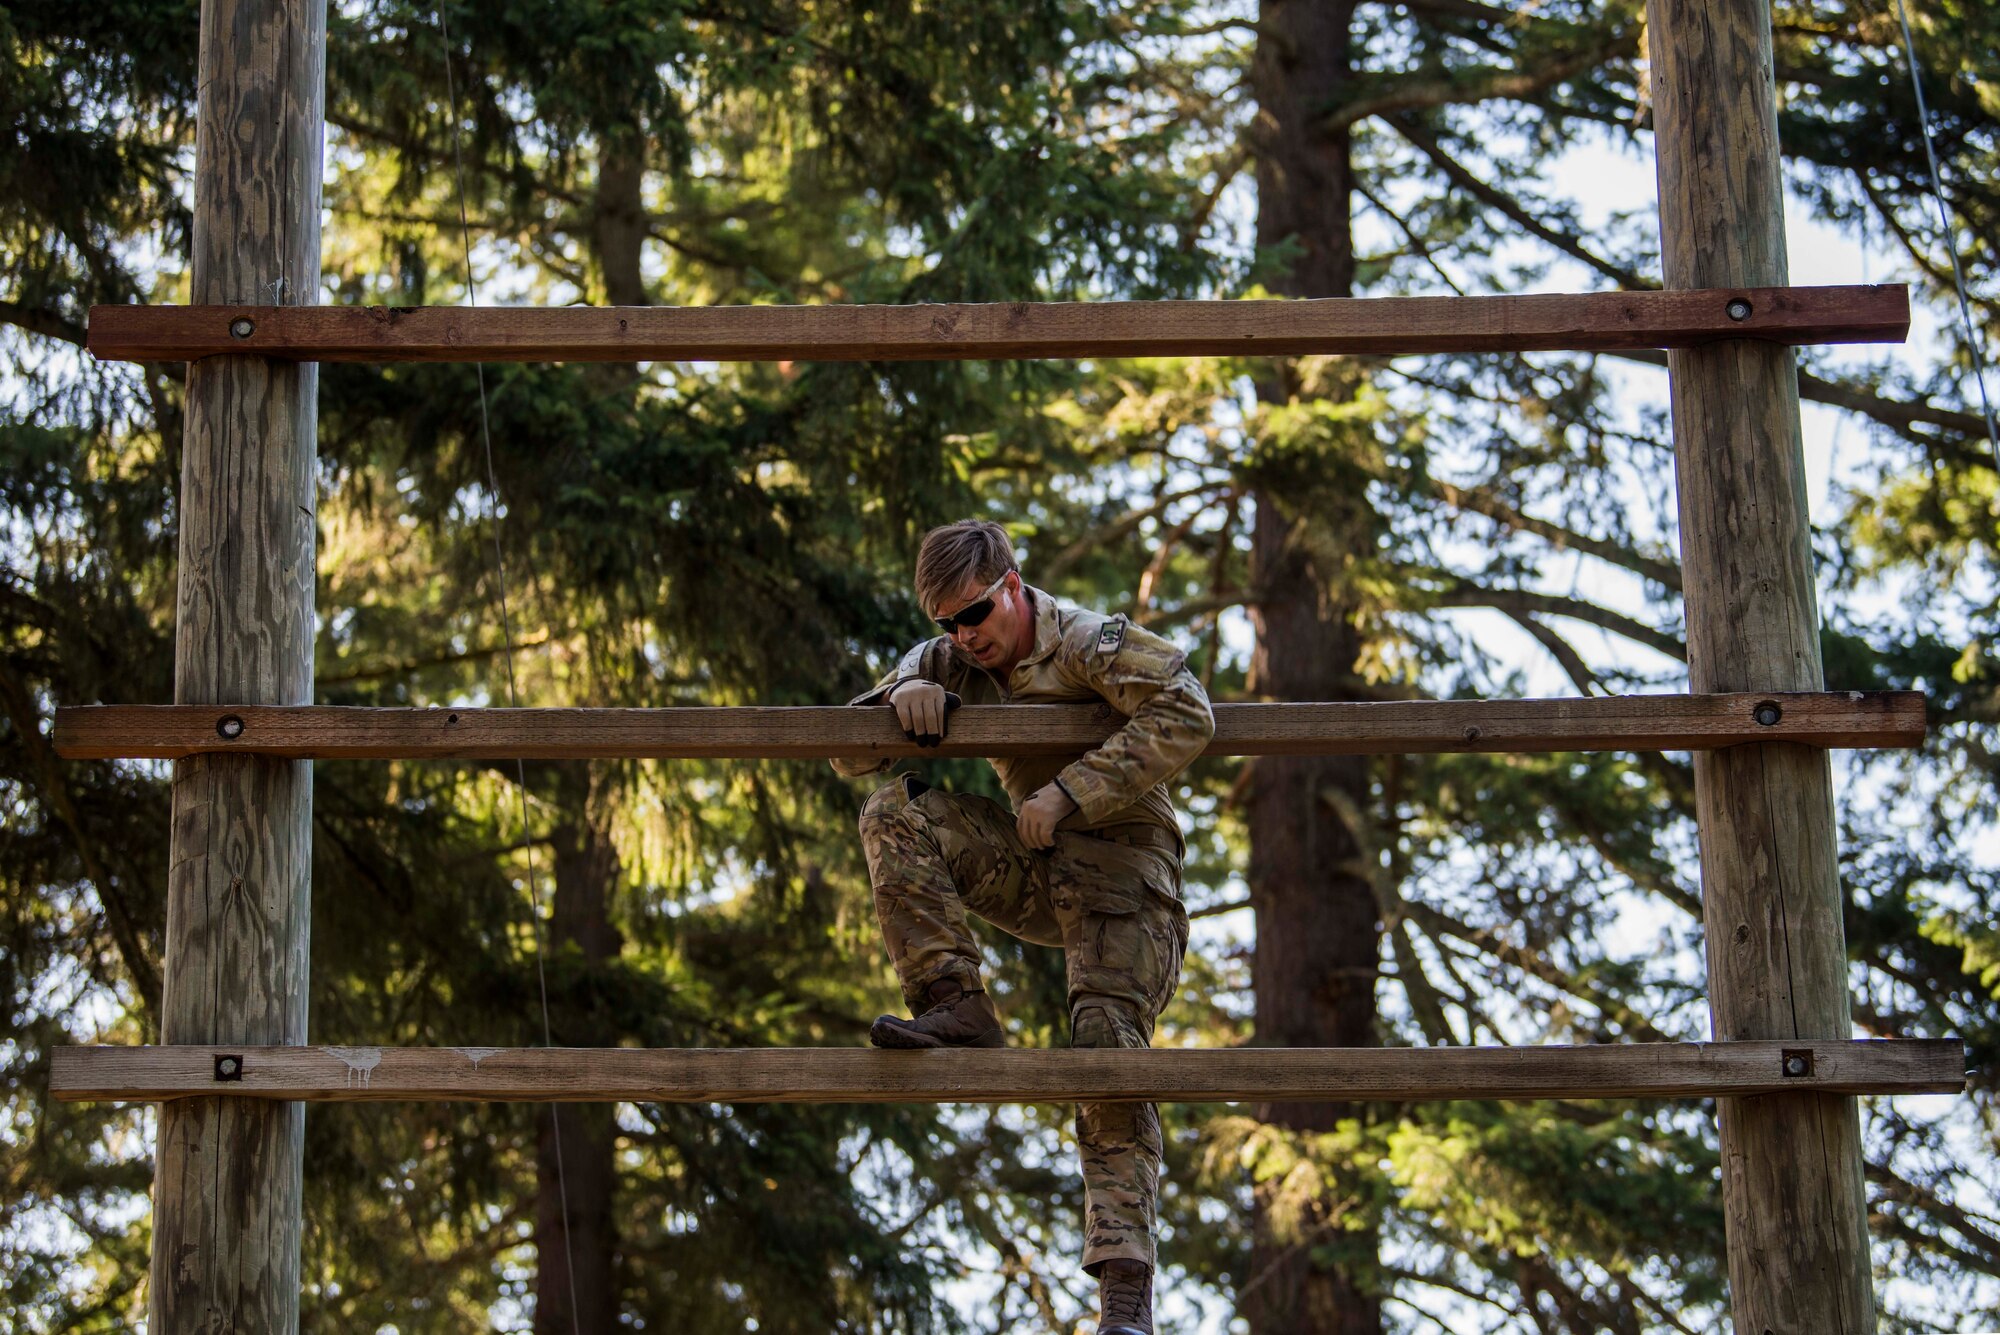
top-left (1652, 1), bottom-right (1876, 1329)
top-left (49, 1040), bottom-right (1965, 1104)
top-left (51, 691), bottom-right (1925, 760)
top-left (85, 284), bottom-right (1910, 364)
top-left (154, 3), bottom-right (324, 1332)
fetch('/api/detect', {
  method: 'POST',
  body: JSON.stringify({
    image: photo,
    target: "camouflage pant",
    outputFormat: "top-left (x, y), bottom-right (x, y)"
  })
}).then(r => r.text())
top-left (859, 776), bottom-right (1189, 1273)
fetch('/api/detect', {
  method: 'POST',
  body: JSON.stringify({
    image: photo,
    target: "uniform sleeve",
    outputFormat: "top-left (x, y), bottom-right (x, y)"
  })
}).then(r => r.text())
top-left (830, 637), bottom-right (967, 778)
top-left (1052, 617), bottom-right (1215, 823)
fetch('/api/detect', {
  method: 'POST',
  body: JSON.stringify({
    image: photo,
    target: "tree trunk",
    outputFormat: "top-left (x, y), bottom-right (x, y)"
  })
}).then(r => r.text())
top-left (595, 132), bottom-right (649, 309)
top-left (1244, 2), bottom-right (1383, 1332)
top-left (534, 766), bottom-right (624, 1335)
top-left (532, 125), bottom-right (648, 1331)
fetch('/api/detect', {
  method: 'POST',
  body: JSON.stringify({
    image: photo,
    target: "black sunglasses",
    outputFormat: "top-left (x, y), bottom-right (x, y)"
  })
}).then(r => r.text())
top-left (934, 571), bottom-right (1013, 634)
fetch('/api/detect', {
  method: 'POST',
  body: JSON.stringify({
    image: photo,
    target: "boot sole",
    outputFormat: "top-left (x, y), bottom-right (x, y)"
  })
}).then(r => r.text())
top-left (867, 1019), bottom-right (1006, 1050)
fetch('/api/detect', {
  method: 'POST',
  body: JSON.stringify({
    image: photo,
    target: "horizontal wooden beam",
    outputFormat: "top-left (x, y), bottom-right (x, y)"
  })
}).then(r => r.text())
top-left (49, 1040), bottom-right (1965, 1104)
top-left (86, 285), bottom-right (1909, 364)
top-left (52, 691), bottom-right (1924, 761)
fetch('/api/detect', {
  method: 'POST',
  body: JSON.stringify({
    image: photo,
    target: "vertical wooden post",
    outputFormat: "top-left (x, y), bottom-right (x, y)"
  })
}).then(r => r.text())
top-left (153, 1), bottom-right (324, 1330)
top-left (1648, 1), bottom-right (1875, 1330)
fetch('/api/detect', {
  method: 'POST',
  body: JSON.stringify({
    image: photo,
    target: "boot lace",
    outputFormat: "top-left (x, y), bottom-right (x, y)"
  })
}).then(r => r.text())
top-left (1101, 1270), bottom-right (1149, 1329)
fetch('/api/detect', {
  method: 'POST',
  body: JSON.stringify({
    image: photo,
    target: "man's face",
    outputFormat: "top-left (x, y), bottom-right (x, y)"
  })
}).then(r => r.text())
top-left (936, 569), bottom-right (1029, 672)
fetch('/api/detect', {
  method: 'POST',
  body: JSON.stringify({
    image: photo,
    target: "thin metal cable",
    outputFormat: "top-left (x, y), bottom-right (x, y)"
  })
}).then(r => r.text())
top-left (437, 9), bottom-right (583, 1333)
top-left (1891, 0), bottom-right (2000, 461)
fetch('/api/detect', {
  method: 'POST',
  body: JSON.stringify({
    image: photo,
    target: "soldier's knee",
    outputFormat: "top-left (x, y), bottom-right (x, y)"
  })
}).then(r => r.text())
top-left (1071, 997), bottom-right (1149, 1050)
top-left (860, 781), bottom-right (906, 830)
top-left (860, 771), bottom-right (920, 835)
top-left (860, 773), bottom-right (932, 831)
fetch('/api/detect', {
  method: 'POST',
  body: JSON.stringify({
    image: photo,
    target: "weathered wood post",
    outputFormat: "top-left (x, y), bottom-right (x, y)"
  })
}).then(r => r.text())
top-left (153, 0), bottom-right (324, 1329)
top-left (1648, 1), bottom-right (1875, 1329)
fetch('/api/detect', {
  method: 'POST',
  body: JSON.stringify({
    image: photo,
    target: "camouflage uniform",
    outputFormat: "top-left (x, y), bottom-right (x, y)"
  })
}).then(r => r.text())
top-left (835, 585), bottom-right (1215, 1273)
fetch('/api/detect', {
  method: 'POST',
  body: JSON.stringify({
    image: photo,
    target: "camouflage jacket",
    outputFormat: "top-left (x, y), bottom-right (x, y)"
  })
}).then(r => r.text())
top-left (833, 586), bottom-right (1215, 839)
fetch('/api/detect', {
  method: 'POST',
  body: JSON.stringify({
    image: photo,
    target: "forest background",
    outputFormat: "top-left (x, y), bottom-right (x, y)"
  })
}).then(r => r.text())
top-left (2, 0), bottom-right (1996, 1331)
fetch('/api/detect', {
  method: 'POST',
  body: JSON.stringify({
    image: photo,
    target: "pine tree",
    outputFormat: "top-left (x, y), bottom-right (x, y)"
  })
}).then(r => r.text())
top-left (1015, 1), bottom-right (1999, 1327)
top-left (3, 2), bottom-right (1995, 1331)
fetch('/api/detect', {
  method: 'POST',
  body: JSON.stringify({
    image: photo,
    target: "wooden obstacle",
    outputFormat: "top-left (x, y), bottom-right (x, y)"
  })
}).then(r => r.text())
top-left (52, 690), bottom-right (1927, 761)
top-left (67, 0), bottom-right (1954, 1327)
top-left (48, 1040), bottom-right (1967, 1105)
top-left (85, 284), bottom-right (1908, 364)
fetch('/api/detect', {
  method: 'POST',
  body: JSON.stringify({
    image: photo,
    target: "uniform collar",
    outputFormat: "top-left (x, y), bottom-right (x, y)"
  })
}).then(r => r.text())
top-left (1018, 583), bottom-right (1063, 670)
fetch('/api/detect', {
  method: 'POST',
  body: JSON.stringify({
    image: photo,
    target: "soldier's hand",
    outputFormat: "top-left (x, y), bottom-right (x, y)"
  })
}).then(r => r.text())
top-left (1016, 783), bottom-right (1077, 849)
top-left (887, 680), bottom-right (950, 747)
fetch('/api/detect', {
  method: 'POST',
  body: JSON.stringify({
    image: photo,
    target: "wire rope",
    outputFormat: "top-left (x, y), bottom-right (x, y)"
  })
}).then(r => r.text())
top-left (436, 9), bottom-right (583, 1333)
top-left (1890, 0), bottom-right (2000, 462)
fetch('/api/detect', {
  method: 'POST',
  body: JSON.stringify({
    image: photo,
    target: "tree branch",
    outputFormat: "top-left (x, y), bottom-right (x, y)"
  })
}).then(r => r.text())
top-left (1430, 585), bottom-right (1687, 663)
top-left (321, 629), bottom-right (552, 685)
top-left (1859, 169), bottom-right (1997, 322)
top-left (1432, 479), bottom-right (1683, 591)
top-left (1189, 896), bottom-right (1251, 920)
top-left (1136, 494), bottom-right (1241, 622)
top-left (1181, 140), bottom-right (1250, 252)
top-left (1556, 796), bottom-right (1703, 916)
top-left (1871, 1213), bottom-right (2000, 1279)
top-left (1355, 178), bottom-right (1466, 294)
top-left (1388, 0), bottom-right (1530, 25)
top-left (1041, 481), bottom-right (1232, 581)
top-left (1317, 781), bottom-right (1465, 1045)
top-left (1386, 1263), bottom-right (1534, 1325)
top-left (1324, 31), bottom-right (1640, 136)
top-left (1613, 348), bottom-right (1985, 439)
top-left (1867, 1161), bottom-right (2000, 1268)
top-left (1504, 611), bottom-right (1607, 695)
top-left (1143, 589), bottom-right (1254, 631)
top-left (0, 655), bottom-right (160, 1019)
top-left (1200, 491), bottom-right (1242, 692)
top-left (1389, 117), bottom-right (1653, 289)
top-left (0, 300), bottom-right (88, 347)
top-left (1399, 899), bottom-right (1673, 1044)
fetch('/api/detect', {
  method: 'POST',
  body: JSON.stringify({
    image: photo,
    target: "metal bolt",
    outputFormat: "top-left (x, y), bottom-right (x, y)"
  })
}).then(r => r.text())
top-left (216, 713), bottom-right (246, 739)
top-left (1725, 298), bottom-right (1753, 322)
top-left (1782, 1052), bottom-right (1811, 1078)
top-left (214, 1054), bottom-right (243, 1082)
top-left (229, 317), bottom-right (256, 339)
top-left (1462, 725), bottom-right (1482, 742)
top-left (1753, 701), bottom-right (1783, 728)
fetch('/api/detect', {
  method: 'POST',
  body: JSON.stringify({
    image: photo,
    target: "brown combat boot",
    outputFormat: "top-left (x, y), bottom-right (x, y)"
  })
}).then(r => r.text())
top-left (1097, 1259), bottom-right (1154, 1335)
top-left (869, 978), bottom-right (1004, 1049)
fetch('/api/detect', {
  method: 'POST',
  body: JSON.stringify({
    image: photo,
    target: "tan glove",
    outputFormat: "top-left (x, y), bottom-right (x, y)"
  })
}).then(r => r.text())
top-left (1016, 783), bottom-right (1077, 849)
top-left (887, 680), bottom-right (958, 747)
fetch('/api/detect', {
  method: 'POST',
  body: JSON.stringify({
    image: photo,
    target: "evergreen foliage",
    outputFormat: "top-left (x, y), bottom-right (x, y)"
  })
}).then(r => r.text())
top-left (1, 1), bottom-right (1994, 1331)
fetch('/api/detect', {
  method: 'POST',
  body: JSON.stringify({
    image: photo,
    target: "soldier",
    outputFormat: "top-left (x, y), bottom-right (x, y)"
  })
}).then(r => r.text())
top-left (833, 519), bottom-right (1214, 1335)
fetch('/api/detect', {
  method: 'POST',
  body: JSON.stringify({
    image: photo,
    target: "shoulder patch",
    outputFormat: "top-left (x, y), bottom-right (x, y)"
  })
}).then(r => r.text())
top-left (1095, 618), bottom-right (1127, 654)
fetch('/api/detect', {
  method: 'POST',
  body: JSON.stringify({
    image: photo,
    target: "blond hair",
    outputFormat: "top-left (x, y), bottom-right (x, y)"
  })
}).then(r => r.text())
top-left (914, 520), bottom-right (1017, 615)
